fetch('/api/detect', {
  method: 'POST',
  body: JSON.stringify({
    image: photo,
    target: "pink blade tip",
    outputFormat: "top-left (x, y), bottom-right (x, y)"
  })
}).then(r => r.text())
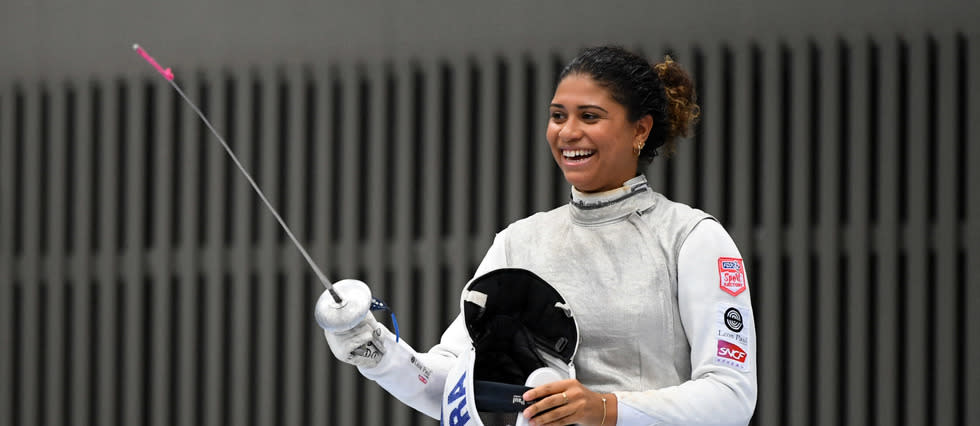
top-left (133, 43), bottom-right (175, 81)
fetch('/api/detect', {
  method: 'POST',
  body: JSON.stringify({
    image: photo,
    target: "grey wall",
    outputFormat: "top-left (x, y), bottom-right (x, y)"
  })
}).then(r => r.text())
top-left (1, 1), bottom-right (978, 426)
top-left (1, 0), bottom-right (977, 79)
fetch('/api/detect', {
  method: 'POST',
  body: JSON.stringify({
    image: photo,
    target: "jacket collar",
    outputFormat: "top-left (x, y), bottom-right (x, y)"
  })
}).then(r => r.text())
top-left (569, 175), bottom-right (657, 225)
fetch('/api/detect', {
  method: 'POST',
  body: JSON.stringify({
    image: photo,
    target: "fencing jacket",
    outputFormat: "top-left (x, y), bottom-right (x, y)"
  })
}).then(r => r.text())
top-left (358, 175), bottom-right (758, 425)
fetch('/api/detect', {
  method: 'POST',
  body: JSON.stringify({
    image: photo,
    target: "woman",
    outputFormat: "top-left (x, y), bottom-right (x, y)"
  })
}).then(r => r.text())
top-left (319, 46), bottom-right (757, 425)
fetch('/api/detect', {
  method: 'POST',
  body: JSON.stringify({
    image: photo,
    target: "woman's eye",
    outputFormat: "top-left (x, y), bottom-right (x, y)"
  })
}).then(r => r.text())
top-left (582, 113), bottom-right (599, 120)
top-left (550, 111), bottom-right (566, 121)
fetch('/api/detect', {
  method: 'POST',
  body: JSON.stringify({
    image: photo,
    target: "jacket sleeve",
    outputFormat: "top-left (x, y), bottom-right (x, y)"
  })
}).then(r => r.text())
top-left (614, 220), bottom-right (758, 425)
top-left (356, 232), bottom-right (510, 419)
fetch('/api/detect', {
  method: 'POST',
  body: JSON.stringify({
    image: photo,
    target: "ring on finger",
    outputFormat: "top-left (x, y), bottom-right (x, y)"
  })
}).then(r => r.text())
top-left (561, 392), bottom-right (568, 405)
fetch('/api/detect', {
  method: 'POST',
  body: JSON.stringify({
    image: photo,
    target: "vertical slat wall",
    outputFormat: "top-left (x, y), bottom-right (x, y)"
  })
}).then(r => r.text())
top-left (1, 32), bottom-right (976, 426)
top-left (307, 63), bottom-right (332, 426)
top-left (202, 67), bottom-right (228, 426)
top-left (785, 36), bottom-right (814, 426)
top-left (843, 35), bottom-right (871, 426)
top-left (19, 81), bottom-right (42, 426)
top-left (967, 32), bottom-right (980, 426)
top-left (754, 37), bottom-right (784, 426)
top-left (148, 75), bottom-right (174, 426)
top-left (226, 68), bottom-right (254, 426)
top-left (873, 36), bottom-right (901, 426)
top-left (0, 83), bottom-right (12, 426)
top-left (70, 81), bottom-right (96, 426)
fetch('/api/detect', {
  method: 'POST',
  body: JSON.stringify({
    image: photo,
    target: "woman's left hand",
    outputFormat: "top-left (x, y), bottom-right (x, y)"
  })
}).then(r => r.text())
top-left (521, 378), bottom-right (612, 426)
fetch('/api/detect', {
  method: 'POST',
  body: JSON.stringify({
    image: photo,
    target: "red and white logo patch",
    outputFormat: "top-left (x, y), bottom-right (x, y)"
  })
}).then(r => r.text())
top-left (716, 340), bottom-right (747, 363)
top-left (714, 338), bottom-right (751, 371)
top-left (718, 340), bottom-right (746, 362)
top-left (718, 257), bottom-right (746, 296)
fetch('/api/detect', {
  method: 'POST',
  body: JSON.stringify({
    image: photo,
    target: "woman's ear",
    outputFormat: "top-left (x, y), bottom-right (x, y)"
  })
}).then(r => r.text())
top-left (634, 114), bottom-right (653, 143)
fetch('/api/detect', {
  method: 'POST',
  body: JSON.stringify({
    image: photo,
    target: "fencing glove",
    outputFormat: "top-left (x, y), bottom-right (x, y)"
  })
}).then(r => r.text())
top-left (316, 279), bottom-right (393, 369)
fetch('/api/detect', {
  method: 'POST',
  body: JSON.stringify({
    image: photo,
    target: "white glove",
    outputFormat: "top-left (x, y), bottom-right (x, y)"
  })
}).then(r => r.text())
top-left (323, 313), bottom-right (390, 369)
top-left (315, 279), bottom-right (396, 369)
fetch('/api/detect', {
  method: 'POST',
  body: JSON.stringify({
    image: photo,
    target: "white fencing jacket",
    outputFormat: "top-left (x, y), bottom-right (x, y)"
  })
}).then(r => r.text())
top-left (358, 175), bottom-right (758, 425)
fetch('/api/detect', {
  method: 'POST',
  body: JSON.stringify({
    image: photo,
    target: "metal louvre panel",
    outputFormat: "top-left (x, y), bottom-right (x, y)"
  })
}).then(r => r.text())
top-left (201, 67), bottom-right (231, 426)
top-left (252, 65), bottom-right (280, 426)
top-left (784, 36), bottom-right (816, 426)
top-left (666, 44), bottom-right (700, 209)
top-left (17, 81), bottom-right (42, 426)
top-left (226, 67), bottom-right (256, 426)
top-left (0, 34), bottom-right (975, 426)
top-left (305, 62), bottom-right (333, 426)
top-left (902, 36), bottom-right (930, 426)
top-left (930, 31), bottom-right (959, 426)
top-left (148, 75), bottom-right (175, 426)
top-left (873, 37), bottom-right (902, 426)
top-left (0, 85), bottom-right (14, 426)
top-left (531, 49), bottom-right (562, 217)
top-left (448, 55), bottom-right (476, 299)
top-left (359, 60), bottom-right (389, 426)
top-left (389, 57), bottom-right (422, 426)
top-left (966, 32), bottom-right (980, 426)
top-left (69, 81), bottom-right (97, 426)
top-left (813, 35), bottom-right (843, 426)
top-left (121, 72), bottom-right (148, 426)
top-left (728, 41), bottom-right (756, 267)
top-left (94, 78), bottom-right (120, 426)
top-left (418, 57), bottom-right (445, 355)
top-left (843, 35), bottom-right (872, 426)
top-left (754, 37), bottom-right (786, 426)
top-left (333, 61), bottom-right (361, 425)
top-left (474, 53), bottom-right (503, 246)
top-left (697, 42), bottom-right (725, 223)
top-left (43, 81), bottom-right (68, 426)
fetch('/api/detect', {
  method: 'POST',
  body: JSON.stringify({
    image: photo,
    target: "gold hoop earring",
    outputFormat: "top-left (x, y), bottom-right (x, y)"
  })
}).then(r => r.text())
top-left (634, 142), bottom-right (645, 157)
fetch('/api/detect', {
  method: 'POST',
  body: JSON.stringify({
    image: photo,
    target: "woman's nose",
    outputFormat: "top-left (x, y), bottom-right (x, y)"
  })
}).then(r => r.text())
top-left (558, 119), bottom-right (582, 141)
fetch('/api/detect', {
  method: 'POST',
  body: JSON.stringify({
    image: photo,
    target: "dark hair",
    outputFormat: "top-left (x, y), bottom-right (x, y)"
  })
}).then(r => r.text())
top-left (558, 46), bottom-right (700, 166)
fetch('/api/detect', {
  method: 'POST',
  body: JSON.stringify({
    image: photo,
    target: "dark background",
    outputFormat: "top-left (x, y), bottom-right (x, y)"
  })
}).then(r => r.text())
top-left (1, 1), bottom-right (978, 425)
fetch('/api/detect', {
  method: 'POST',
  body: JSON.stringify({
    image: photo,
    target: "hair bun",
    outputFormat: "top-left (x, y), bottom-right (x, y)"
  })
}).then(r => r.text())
top-left (654, 56), bottom-right (701, 146)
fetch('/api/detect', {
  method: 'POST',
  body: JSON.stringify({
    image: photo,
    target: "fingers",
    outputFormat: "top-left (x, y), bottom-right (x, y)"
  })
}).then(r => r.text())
top-left (521, 381), bottom-right (580, 426)
top-left (525, 402), bottom-right (577, 426)
top-left (522, 379), bottom-right (576, 402)
top-left (322, 317), bottom-right (389, 369)
top-left (521, 380), bottom-right (605, 426)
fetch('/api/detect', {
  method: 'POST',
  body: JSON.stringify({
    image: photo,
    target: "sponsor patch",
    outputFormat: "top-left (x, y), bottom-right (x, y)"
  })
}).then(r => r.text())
top-left (411, 356), bottom-right (432, 384)
top-left (718, 257), bottom-right (747, 296)
top-left (715, 302), bottom-right (751, 346)
top-left (714, 302), bottom-right (752, 371)
top-left (715, 339), bottom-right (749, 370)
top-left (724, 307), bottom-right (743, 332)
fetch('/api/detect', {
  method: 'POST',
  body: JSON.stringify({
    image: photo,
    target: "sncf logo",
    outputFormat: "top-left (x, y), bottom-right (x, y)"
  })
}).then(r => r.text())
top-left (717, 340), bottom-right (747, 363)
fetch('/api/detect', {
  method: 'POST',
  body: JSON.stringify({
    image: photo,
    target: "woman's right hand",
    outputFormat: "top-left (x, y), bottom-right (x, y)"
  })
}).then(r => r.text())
top-left (315, 279), bottom-right (390, 369)
top-left (323, 313), bottom-right (388, 369)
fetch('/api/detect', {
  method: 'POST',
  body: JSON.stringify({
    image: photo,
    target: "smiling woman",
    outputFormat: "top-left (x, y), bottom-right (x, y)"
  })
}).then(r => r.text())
top-left (548, 74), bottom-right (645, 193)
top-left (317, 45), bottom-right (757, 426)
top-left (547, 48), bottom-right (700, 193)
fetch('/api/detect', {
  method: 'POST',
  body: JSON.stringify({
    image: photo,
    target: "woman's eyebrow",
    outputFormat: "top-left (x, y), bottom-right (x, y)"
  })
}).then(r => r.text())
top-left (577, 104), bottom-right (608, 113)
top-left (549, 103), bottom-right (608, 113)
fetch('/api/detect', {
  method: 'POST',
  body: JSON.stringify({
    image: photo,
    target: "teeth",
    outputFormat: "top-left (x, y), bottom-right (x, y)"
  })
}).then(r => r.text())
top-left (562, 149), bottom-right (595, 158)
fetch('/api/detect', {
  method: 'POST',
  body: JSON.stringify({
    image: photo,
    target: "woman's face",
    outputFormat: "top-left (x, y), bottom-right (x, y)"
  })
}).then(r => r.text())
top-left (547, 74), bottom-right (651, 193)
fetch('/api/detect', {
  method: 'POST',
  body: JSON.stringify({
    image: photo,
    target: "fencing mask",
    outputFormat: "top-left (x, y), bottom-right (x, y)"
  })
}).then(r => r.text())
top-left (440, 268), bottom-right (580, 426)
